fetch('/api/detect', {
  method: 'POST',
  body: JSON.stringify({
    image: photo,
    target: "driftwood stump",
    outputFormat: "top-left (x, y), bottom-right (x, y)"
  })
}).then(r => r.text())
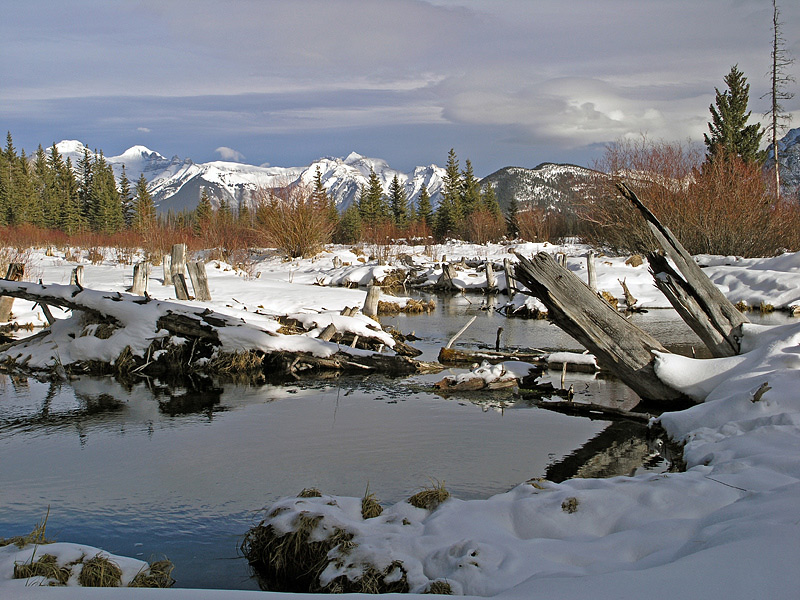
top-left (0, 263), bottom-right (24, 322)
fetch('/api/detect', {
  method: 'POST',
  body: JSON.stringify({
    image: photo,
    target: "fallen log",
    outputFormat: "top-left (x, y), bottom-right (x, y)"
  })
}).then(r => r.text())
top-left (618, 183), bottom-right (748, 356)
top-left (514, 252), bottom-right (685, 405)
top-left (438, 346), bottom-right (544, 366)
top-left (0, 281), bottom-right (438, 379)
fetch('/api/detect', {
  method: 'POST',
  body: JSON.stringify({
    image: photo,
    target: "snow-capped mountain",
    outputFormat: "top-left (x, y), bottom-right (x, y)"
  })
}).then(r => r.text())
top-left (480, 162), bottom-right (599, 213)
top-left (53, 141), bottom-right (445, 214)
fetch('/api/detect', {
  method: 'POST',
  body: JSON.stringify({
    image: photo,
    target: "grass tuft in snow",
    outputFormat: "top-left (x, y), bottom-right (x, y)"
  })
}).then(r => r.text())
top-left (78, 554), bottom-right (123, 587)
top-left (424, 579), bottom-right (454, 594)
top-left (13, 554), bottom-right (71, 585)
top-left (297, 487), bottom-right (322, 498)
top-left (561, 497), bottom-right (580, 513)
top-left (408, 479), bottom-right (450, 511)
top-left (361, 485), bottom-right (383, 519)
top-left (128, 559), bottom-right (175, 588)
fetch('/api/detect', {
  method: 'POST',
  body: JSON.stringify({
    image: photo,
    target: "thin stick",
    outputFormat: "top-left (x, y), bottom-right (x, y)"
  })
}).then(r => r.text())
top-left (445, 315), bottom-right (477, 349)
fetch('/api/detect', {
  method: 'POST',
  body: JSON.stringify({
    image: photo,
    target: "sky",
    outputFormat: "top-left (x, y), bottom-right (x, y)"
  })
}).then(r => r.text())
top-left (2, 0), bottom-right (799, 176)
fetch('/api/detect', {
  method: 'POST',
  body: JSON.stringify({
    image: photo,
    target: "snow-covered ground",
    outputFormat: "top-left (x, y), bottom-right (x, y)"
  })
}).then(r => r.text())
top-left (2, 241), bottom-right (800, 598)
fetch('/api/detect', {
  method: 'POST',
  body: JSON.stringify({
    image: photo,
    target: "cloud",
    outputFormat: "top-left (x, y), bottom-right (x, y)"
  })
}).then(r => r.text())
top-left (215, 146), bottom-right (245, 162)
top-left (137, 127), bottom-right (151, 133)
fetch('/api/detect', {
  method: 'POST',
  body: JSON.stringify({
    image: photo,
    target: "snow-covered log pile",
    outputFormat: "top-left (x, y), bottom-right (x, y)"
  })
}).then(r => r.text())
top-left (0, 281), bottom-right (438, 379)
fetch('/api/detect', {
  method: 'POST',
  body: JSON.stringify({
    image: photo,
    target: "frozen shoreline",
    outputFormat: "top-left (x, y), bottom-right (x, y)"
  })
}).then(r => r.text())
top-left (2, 242), bottom-right (800, 598)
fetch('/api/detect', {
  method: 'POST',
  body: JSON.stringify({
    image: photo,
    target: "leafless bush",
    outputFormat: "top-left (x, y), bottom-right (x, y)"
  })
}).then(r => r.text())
top-left (465, 209), bottom-right (506, 244)
top-left (255, 183), bottom-right (335, 258)
top-left (579, 137), bottom-right (796, 256)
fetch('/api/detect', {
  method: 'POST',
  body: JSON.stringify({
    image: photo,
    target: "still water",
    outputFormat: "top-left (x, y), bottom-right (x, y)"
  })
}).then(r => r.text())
top-left (2, 298), bottom-right (783, 589)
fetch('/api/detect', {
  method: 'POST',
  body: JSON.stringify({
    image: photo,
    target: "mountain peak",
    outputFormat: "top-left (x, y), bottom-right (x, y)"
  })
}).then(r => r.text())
top-left (116, 145), bottom-right (164, 161)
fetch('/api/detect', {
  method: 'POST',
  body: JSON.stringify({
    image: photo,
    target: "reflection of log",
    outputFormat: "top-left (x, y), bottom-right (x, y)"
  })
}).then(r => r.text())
top-left (514, 252), bottom-right (684, 404)
top-left (618, 183), bottom-right (748, 356)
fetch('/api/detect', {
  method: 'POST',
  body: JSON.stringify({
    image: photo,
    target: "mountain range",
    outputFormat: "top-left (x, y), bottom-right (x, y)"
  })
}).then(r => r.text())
top-left (54, 127), bottom-right (800, 215)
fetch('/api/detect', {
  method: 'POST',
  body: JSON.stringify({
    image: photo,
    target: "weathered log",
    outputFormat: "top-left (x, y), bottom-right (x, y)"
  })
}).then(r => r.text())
top-left (618, 182), bottom-right (747, 356)
top-left (485, 261), bottom-right (497, 291)
top-left (438, 346), bottom-right (544, 366)
top-left (436, 263), bottom-right (458, 290)
top-left (162, 255), bottom-right (173, 286)
top-left (70, 266), bottom-right (84, 287)
top-left (514, 252), bottom-right (684, 404)
top-left (170, 243), bottom-right (187, 281)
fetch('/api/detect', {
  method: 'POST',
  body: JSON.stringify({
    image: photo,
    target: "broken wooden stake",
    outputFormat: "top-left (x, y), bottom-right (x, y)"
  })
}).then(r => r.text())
top-left (445, 315), bottom-right (477, 349)
top-left (363, 285), bottom-right (381, 317)
top-left (173, 273), bottom-right (191, 301)
top-left (131, 262), bottom-right (149, 296)
top-left (187, 261), bottom-right (212, 301)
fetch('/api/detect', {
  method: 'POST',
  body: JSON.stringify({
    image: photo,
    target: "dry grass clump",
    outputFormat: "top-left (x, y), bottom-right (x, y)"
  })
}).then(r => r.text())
top-left (424, 579), bottom-right (454, 594)
top-left (129, 560), bottom-right (175, 588)
top-left (377, 300), bottom-right (403, 315)
top-left (207, 350), bottom-right (264, 374)
top-left (361, 487), bottom-right (383, 519)
top-left (325, 561), bottom-right (409, 594)
top-left (404, 298), bottom-right (436, 314)
top-left (298, 487), bottom-right (322, 498)
top-left (561, 497), bottom-right (580, 514)
top-left (408, 480), bottom-right (450, 511)
top-left (78, 554), bottom-right (123, 587)
top-left (13, 554), bottom-right (71, 585)
top-left (241, 513), bottom-right (348, 592)
top-left (624, 254), bottom-right (644, 267)
top-left (600, 290), bottom-right (619, 309)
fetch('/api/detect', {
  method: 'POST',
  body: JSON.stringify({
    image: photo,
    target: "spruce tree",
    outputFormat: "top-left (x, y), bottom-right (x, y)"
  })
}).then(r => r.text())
top-left (133, 173), bottom-right (156, 233)
top-left (434, 148), bottom-right (463, 239)
top-left (460, 159), bottom-right (481, 218)
top-left (118, 166), bottom-right (133, 228)
top-left (337, 202), bottom-right (362, 243)
top-left (704, 65), bottom-right (766, 164)
top-left (506, 195), bottom-right (520, 238)
top-left (415, 183), bottom-right (433, 227)
top-left (358, 169), bottom-right (388, 224)
top-left (194, 187), bottom-right (213, 235)
top-left (388, 174), bottom-right (408, 227)
top-left (59, 158), bottom-right (84, 234)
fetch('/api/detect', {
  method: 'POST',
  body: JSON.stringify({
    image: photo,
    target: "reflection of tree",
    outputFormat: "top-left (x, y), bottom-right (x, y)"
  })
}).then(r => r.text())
top-left (544, 421), bottom-right (665, 483)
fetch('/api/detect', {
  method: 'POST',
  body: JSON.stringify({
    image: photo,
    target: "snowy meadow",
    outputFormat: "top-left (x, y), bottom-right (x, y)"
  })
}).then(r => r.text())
top-left (2, 240), bottom-right (800, 599)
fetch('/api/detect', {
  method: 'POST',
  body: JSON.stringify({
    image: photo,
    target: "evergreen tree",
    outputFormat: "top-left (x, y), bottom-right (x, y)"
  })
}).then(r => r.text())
top-left (59, 158), bottom-right (84, 234)
top-left (482, 183), bottom-right (503, 220)
top-left (704, 65), bottom-right (766, 164)
top-left (77, 148), bottom-right (94, 225)
top-left (33, 145), bottom-right (57, 228)
top-left (194, 187), bottom-right (213, 235)
top-left (90, 152), bottom-right (124, 233)
top-left (118, 166), bottom-right (134, 228)
top-left (358, 169), bottom-right (389, 223)
top-left (415, 183), bottom-right (433, 227)
top-left (434, 149), bottom-right (463, 239)
top-left (460, 159), bottom-right (481, 218)
top-left (388, 174), bottom-right (409, 227)
top-left (506, 195), bottom-right (520, 238)
top-left (133, 173), bottom-right (156, 232)
top-left (337, 202), bottom-right (362, 243)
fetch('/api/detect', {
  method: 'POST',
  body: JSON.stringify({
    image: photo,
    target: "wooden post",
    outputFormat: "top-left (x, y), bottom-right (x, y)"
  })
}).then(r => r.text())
top-left (485, 261), bottom-right (497, 291)
top-left (70, 265), bottom-right (85, 288)
top-left (162, 255), bottom-right (173, 286)
top-left (503, 258), bottom-right (516, 298)
top-left (363, 285), bottom-right (381, 317)
top-left (131, 262), bottom-right (149, 295)
top-left (333, 256), bottom-right (342, 269)
top-left (173, 273), bottom-right (191, 301)
top-left (495, 326), bottom-right (504, 352)
top-left (187, 261), bottom-right (212, 301)
top-left (170, 243), bottom-right (187, 283)
top-left (587, 251), bottom-right (597, 291)
top-left (0, 263), bottom-right (24, 322)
